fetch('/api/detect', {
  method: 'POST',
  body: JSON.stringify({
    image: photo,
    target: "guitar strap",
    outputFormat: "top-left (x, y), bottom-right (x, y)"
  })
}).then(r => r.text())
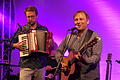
top-left (68, 29), bottom-right (93, 66)
top-left (70, 29), bottom-right (93, 79)
top-left (67, 29), bottom-right (93, 79)
top-left (78, 29), bottom-right (93, 52)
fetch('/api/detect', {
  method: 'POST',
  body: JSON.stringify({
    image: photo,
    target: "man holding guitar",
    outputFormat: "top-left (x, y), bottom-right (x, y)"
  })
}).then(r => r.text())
top-left (55, 10), bottom-right (102, 80)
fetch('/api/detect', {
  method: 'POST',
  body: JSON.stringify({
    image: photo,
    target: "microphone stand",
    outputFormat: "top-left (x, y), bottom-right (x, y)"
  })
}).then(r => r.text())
top-left (52, 29), bottom-right (75, 80)
top-left (116, 60), bottom-right (120, 64)
top-left (105, 53), bottom-right (112, 80)
top-left (0, 27), bottom-right (22, 80)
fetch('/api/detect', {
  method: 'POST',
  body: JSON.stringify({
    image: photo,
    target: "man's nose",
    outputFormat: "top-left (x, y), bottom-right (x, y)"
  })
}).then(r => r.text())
top-left (28, 18), bottom-right (33, 21)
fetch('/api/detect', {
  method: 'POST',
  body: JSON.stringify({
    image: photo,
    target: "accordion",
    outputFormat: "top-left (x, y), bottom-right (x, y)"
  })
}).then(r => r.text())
top-left (18, 30), bottom-right (52, 57)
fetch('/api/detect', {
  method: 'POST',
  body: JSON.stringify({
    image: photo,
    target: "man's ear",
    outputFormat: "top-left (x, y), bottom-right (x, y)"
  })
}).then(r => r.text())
top-left (87, 19), bottom-right (90, 24)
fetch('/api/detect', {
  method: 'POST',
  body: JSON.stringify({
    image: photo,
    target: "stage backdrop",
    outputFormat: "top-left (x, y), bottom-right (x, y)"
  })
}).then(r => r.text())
top-left (0, 0), bottom-right (15, 80)
top-left (10, 0), bottom-right (120, 80)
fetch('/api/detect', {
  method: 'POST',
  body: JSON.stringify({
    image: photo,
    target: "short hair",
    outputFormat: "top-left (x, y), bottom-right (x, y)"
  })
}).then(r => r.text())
top-left (73, 10), bottom-right (89, 20)
top-left (24, 6), bottom-right (38, 16)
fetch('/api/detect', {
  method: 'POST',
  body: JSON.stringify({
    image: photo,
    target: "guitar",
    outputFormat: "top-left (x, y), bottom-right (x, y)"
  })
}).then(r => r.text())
top-left (61, 37), bottom-right (101, 80)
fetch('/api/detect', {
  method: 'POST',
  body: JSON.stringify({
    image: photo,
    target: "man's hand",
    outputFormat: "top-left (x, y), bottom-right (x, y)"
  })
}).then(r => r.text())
top-left (61, 62), bottom-right (68, 71)
top-left (13, 42), bottom-right (26, 51)
top-left (47, 73), bottom-right (54, 79)
top-left (61, 62), bottom-right (67, 67)
top-left (46, 65), bottom-right (52, 71)
top-left (73, 51), bottom-right (82, 60)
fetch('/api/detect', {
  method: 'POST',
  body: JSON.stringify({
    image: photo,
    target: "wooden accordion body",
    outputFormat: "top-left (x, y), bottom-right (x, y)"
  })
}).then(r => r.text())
top-left (18, 30), bottom-right (52, 57)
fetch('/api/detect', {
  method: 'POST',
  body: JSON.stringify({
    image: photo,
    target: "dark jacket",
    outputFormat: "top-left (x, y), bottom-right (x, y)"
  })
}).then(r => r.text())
top-left (55, 29), bottom-right (102, 80)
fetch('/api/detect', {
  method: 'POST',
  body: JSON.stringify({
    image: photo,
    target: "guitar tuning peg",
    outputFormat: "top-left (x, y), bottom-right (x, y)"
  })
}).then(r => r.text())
top-left (96, 37), bottom-right (101, 40)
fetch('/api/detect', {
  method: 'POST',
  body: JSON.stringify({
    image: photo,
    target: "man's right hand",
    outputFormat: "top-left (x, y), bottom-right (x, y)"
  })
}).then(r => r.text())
top-left (61, 62), bottom-right (67, 68)
top-left (13, 42), bottom-right (26, 51)
top-left (61, 62), bottom-right (68, 71)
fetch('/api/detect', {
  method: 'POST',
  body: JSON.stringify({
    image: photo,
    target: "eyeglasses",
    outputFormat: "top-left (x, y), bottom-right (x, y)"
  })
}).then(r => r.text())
top-left (26, 16), bottom-right (36, 18)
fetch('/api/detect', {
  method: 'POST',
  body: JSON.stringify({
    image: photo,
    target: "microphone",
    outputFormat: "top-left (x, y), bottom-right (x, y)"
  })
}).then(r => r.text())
top-left (67, 26), bottom-right (80, 31)
top-left (25, 22), bottom-right (36, 31)
top-left (67, 27), bottom-right (77, 31)
top-left (17, 23), bottom-right (23, 31)
top-left (23, 22), bottom-right (35, 31)
top-left (27, 22), bottom-right (35, 26)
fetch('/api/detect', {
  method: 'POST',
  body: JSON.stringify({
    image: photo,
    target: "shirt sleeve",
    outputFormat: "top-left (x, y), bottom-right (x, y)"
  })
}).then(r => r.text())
top-left (55, 35), bottom-right (69, 62)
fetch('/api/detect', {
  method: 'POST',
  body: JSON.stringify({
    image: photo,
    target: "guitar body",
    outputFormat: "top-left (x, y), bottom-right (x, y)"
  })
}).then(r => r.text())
top-left (61, 52), bottom-right (79, 80)
top-left (60, 37), bottom-right (100, 80)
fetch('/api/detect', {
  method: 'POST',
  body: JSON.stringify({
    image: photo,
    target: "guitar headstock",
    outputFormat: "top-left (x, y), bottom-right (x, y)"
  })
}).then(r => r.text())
top-left (87, 37), bottom-right (101, 47)
top-left (107, 53), bottom-right (112, 61)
